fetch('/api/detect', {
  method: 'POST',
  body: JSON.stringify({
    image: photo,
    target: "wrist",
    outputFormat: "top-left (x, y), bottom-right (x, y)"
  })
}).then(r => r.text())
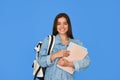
top-left (50, 54), bottom-right (56, 62)
top-left (68, 62), bottom-right (74, 68)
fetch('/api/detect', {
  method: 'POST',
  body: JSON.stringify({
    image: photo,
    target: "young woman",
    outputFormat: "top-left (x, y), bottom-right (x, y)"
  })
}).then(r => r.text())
top-left (38, 13), bottom-right (90, 80)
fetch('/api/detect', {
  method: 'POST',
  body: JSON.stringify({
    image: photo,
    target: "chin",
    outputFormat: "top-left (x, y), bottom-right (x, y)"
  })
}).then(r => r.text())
top-left (58, 31), bottom-right (67, 34)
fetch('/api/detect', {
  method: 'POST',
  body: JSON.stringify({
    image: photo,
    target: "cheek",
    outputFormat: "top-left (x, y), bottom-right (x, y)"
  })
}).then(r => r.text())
top-left (57, 25), bottom-right (60, 28)
top-left (66, 26), bottom-right (68, 30)
top-left (65, 26), bottom-right (68, 31)
top-left (57, 26), bottom-right (60, 31)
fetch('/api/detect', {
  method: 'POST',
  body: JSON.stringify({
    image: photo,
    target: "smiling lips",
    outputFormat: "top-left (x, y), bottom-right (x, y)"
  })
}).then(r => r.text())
top-left (59, 28), bottom-right (66, 32)
top-left (58, 28), bottom-right (67, 33)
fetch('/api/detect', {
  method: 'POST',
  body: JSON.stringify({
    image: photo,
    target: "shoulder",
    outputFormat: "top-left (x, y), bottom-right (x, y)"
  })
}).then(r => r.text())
top-left (42, 35), bottom-right (55, 44)
top-left (70, 38), bottom-right (88, 51)
top-left (43, 35), bottom-right (49, 42)
top-left (70, 38), bottom-right (83, 46)
top-left (41, 35), bottom-right (50, 47)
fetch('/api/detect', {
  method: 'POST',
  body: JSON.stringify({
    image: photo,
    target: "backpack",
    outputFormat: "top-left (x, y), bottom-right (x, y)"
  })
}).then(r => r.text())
top-left (32, 35), bottom-right (55, 80)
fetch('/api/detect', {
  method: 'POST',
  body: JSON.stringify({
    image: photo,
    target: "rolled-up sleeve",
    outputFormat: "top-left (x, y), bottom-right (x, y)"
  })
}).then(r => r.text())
top-left (38, 36), bottom-right (54, 67)
top-left (73, 55), bottom-right (90, 71)
top-left (72, 39), bottom-right (90, 71)
top-left (46, 54), bottom-right (54, 66)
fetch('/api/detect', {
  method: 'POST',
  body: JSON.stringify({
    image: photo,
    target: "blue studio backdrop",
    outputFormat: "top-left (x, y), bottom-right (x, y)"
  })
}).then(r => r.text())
top-left (0, 0), bottom-right (120, 80)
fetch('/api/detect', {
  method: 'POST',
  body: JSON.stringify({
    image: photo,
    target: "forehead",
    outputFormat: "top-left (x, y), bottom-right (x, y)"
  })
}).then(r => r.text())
top-left (57, 17), bottom-right (67, 22)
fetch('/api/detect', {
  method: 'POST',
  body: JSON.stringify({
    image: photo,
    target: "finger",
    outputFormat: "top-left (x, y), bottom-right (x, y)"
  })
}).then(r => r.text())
top-left (64, 53), bottom-right (69, 57)
top-left (58, 60), bottom-right (64, 66)
top-left (58, 62), bottom-right (61, 66)
top-left (60, 58), bottom-right (64, 61)
top-left (67, 51), bottom-right (70, 53)
top-left (58, 60), bottom-right (62, 65)
top-left (62, 58), bottom-right (68, 63)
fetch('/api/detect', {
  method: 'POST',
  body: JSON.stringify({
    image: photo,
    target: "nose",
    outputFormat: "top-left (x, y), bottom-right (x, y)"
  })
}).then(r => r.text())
top-left (60, 24), bottom-right (64, 28)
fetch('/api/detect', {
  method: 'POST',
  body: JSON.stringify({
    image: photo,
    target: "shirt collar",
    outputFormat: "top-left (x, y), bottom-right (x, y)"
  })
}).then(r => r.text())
top-left (55, 34), bottom-right (72, 45)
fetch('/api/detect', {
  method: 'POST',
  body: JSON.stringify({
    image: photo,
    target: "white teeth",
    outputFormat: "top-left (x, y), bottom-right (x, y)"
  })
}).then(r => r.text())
top-left (60, 29), bottom-right (65, 31)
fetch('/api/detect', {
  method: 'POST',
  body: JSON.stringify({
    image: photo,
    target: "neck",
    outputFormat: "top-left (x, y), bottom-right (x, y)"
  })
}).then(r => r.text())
top-left (59, 34), bottom-right (68, 41)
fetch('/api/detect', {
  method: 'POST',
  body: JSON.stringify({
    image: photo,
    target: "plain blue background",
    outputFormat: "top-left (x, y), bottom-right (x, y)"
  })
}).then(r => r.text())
top-left (0, 0), bottom-right (119, 80)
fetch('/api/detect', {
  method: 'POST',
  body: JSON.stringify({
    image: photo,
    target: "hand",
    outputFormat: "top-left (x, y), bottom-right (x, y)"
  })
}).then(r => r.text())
top-left (56, 50), bottom-right (70, 58)
top-left (57, 58), bottom-right (74, 67)
top-left (50, 50), bottom-right (69, 62)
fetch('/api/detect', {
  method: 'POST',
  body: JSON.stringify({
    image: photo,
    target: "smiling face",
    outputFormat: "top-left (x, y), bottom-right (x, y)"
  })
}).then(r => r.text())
top-left (57, 17), bottom-right (68, 35)
top-left (52, 13), bottom-right (74, 39)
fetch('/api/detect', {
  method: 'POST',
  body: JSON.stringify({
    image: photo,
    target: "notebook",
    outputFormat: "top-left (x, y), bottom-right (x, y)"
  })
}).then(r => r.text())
top-left (57, 42), bottom-right (88, 74)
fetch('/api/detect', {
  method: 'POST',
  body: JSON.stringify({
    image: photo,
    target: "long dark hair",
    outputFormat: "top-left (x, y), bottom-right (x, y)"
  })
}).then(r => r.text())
top-left (52, 13), bottom-right (74, 39)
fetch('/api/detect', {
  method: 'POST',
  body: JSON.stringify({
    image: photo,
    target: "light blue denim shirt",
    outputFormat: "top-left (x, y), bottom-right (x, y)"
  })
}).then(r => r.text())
top-left (38, 35), bottom-right (90, 80)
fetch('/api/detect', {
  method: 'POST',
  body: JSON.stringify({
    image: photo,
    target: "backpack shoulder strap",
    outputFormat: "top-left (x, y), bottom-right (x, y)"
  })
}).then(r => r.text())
top-left (47, 35), bottom-right (55, 55)
top-left (34, 35), bottom-right (55, 55)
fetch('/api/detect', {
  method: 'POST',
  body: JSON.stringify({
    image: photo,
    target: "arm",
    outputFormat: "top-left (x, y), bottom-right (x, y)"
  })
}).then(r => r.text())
top-left (73, 39), bottom-right (90, 71)
top-left (57, 58), bottom-right (74, 67)
top-left (50, 50), bottom-right (70, 62)
top-left (73, 55), bottom-right (90, 71)
top-left (38, 36), bottom-right (54, 67)
top-left (38, 36), bottom-right (70, 67)
top-left (57, 55), bottom-right (90, 71)
top-left (57, 53), bottom-right (90, 71)
top-left (57, 39), bottom-right (90, 71)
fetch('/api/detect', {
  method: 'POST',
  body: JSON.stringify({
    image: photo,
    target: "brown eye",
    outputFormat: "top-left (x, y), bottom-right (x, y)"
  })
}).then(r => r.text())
top-left (57, 22), bottom-right (61, 25)
top-left (64, 22), bottom-right (68, 25)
